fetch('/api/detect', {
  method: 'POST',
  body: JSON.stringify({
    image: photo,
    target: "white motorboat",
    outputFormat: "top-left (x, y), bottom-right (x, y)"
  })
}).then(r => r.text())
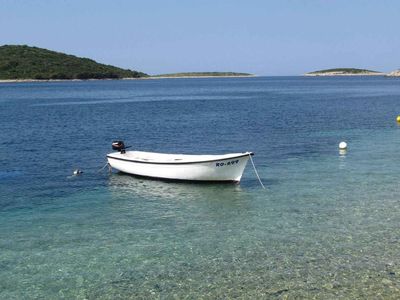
top-left (107, 141), bottom-right (253, 182)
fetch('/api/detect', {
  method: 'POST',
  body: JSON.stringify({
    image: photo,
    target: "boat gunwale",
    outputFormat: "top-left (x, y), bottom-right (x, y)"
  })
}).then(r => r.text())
top-left (107, 152), bottom-right (254, 165)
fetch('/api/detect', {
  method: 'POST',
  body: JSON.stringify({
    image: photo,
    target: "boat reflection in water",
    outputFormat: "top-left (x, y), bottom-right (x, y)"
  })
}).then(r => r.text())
top-left (108, 173), bottom-right (246, 199)
top-left (106, 173), bottom-right (253, 219)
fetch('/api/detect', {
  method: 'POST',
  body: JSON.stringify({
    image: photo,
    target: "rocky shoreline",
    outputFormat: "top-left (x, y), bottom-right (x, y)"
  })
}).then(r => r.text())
top-left (0, 75), bottom-right (256, 84)
top-left (386, 70), bottom-right (400, 77)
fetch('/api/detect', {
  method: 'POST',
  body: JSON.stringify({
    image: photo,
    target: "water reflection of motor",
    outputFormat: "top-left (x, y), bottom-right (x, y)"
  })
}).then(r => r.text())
top-left (112, 140), bottom-right (130, 153)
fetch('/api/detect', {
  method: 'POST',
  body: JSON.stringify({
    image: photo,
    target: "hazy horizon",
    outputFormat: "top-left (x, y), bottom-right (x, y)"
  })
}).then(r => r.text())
top-left (1, 0), bottom-right (399, 76)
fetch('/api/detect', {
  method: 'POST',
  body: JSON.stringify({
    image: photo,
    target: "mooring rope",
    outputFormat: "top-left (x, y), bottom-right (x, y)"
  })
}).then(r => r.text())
top-left (249, 154), bottom-right (266, 189)
top-left (98, 162), bottom-right (110, 173)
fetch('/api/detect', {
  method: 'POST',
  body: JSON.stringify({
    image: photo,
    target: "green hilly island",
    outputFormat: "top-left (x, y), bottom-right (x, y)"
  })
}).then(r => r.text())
top-left (305, 68), bottom-right (384, 76)
top-left (0, 45), bottom-right (148, 80)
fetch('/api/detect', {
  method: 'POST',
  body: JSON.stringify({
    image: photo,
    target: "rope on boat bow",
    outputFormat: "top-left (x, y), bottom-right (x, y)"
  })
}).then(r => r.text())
top-left (249, 153), bottom-right (266, 189)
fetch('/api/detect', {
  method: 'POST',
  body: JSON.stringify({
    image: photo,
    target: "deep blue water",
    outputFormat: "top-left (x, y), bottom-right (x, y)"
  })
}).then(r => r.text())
top-left (1, 77), bottom-right (400, 298)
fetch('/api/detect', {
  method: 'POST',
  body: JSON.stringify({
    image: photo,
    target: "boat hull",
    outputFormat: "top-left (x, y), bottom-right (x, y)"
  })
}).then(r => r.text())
top-left (107, 152), bottom-right (252, 182)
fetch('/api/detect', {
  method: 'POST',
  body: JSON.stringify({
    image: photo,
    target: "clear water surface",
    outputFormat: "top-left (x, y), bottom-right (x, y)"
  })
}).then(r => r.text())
top-left (1, 77), bottom-right (400, 298)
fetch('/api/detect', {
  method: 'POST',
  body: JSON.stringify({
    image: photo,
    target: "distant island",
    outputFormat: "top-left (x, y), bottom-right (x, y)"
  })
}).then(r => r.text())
top-left (304, 68), bottom-right (385, 76)
top-left (0, 45), bottom-right (148, 81)
top-left (151, 72), bottom-right (254, 78)
top-left (386, 69), bottom-right (400, 77)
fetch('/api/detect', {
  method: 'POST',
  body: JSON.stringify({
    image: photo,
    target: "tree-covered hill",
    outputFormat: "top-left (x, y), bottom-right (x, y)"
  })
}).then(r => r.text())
top-left (0, 45), bottom-right (148, 80)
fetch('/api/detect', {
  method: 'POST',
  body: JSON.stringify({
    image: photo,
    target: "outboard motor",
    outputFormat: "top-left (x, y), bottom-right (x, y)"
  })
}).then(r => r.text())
top-left (112, 140), bottom-right (126, 153)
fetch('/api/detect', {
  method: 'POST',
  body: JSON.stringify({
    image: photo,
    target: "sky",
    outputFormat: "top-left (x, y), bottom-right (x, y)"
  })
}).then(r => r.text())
top-left (1, 0), bottom-right (399, 75)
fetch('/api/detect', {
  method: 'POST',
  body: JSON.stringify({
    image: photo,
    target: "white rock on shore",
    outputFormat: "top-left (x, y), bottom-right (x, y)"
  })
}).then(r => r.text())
top-left (386, 70), bottom-right (400, 77)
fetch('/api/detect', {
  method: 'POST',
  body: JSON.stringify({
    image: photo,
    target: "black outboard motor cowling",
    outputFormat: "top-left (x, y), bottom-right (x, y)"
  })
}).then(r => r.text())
top-left (112, 140), bottom-right (126, 153)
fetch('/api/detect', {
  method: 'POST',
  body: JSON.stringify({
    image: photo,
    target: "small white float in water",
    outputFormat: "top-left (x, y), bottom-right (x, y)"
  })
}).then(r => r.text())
top-left (73, 169), bottom-right (83, 175)
top-left (339, 141), bottom-right (347, 150)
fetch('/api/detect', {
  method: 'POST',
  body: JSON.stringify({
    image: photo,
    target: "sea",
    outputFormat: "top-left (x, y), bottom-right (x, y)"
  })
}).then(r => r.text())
top-left (1, 76), bottom-right (400, 299)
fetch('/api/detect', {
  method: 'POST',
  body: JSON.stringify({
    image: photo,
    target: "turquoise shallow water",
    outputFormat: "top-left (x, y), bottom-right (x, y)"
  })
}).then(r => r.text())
top-left (1, 77), bottom-right (400, 298)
